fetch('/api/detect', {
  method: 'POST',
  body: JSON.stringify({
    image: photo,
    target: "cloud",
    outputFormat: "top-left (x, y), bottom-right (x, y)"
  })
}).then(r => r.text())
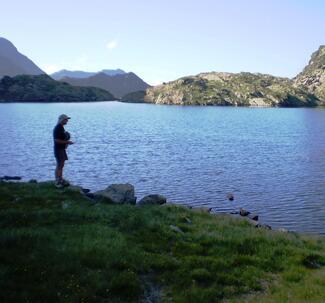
top-left (106, 40), bottom-right (118, 50)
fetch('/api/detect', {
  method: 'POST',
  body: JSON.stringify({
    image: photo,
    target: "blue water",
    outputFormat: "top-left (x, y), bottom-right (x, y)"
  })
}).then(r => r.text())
top-left (0, 102), bottom-right (324, 235)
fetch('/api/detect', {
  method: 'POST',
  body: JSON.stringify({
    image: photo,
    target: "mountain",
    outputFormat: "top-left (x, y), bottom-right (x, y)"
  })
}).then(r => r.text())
top-left (0, 37), bottom-right (44, 78)
top-left (51, 69), bottom-right (126, 80)
top-left (60, 72), bottom-right (150, 99)
top-left (122, 72), bottom-right (318, 107)
top-left (294, 45), bottom-right (325, 101)
top-left (0, 74), bottom-right (115, 102)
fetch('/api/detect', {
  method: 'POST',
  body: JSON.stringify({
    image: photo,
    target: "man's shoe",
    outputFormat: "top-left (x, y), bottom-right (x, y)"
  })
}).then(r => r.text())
top-left (55, 181), bottom-right (64, 189)
top-left (61, 179), bottom-right (70, 187)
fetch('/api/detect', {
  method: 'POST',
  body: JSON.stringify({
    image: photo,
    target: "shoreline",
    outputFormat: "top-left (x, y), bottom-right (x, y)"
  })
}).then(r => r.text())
top-left (1, 100), bottom-right (325, 108)
top-left (1, 176), bottom-right (323, 237)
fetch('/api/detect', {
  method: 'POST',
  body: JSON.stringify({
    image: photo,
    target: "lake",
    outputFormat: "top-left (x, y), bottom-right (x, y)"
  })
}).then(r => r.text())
top-left (0, 102), bottom-right (324, 235)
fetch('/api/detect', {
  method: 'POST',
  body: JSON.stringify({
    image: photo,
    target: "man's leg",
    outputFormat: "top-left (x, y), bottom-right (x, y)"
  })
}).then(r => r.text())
top-left (55, 160), bottom-right (65, 183)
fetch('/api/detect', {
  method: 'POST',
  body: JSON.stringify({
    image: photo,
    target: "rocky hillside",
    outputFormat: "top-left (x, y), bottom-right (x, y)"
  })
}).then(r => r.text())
top-left (123, 72), bottom-right (318, 107)
top-left (294, 45), bottom-right (325, 101)
top-left (122, 46), bottom-right (325, 107)
top-left (0, 37), bottom-right (44, 78)
top-left (0, 74), bottom-right (115, 102)
top-left (60, 72), bottom-right (150, 99)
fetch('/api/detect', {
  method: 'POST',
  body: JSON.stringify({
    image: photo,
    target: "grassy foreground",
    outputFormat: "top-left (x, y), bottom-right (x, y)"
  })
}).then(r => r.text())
top-left (0, 182), bottom-right (324, 303)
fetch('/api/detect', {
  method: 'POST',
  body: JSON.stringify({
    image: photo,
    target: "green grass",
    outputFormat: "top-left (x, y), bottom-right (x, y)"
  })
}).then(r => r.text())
top-left (0, 182), bottom-right (324, 302)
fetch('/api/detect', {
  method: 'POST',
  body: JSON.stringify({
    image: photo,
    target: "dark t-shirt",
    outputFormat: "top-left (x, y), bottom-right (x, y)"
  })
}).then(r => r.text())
top-left (53, 124), bottom-right (66, 150)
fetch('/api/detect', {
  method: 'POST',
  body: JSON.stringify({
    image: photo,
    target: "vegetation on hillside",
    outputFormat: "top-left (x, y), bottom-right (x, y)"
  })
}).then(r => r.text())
top-left (131, 72), bottom-right (318, 107)
top-left (0, 181), bottom-right (324, 302)
top-left (0, 74), bottom-right (116, 102)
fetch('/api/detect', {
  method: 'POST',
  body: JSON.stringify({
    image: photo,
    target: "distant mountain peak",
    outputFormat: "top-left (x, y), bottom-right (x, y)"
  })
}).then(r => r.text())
top-left (51, 68), bottom-right (127, 80)
top-left (0, 37), bottom-right (18, 53)
top-left (100, 69), bottom-right (126, 75)
top-left (58, 70), bottom-right (150, 98)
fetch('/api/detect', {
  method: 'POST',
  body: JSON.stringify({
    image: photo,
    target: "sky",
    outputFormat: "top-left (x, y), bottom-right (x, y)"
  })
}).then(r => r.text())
top-left (0, 0), bottom-right (324, 85)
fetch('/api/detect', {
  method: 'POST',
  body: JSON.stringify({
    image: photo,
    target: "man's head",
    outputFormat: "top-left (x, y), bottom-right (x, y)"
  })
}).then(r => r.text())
top-left (58, 114), bottom-right (71, 125)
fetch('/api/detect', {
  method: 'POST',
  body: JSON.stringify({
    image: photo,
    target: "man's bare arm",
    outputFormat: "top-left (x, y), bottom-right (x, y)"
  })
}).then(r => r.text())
top-left (55, 139), bottom-right (74, 145)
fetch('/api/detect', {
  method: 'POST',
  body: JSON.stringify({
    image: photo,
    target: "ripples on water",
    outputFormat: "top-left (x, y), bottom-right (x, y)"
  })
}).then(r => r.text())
top-left (0, 102), bottom-right (325, 235)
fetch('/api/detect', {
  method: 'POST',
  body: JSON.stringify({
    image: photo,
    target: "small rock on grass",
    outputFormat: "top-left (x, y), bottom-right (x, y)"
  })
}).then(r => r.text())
top-left (256, 224), bottom-right (272, 230)
top-left (192, 207), bottom-right (212, 213)
top-left (247, 213), bottom-right (259, 221)
top-left (170, 225), bottom-right (184, 234)
top-left (138, 194), bottom-right (167, 206)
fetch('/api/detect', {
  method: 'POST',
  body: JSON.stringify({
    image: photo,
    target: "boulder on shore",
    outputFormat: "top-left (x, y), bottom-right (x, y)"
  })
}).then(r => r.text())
top-left (138, 194), bottom-right (167, 206)
top-left (94, 183), bottom-right (136, 205)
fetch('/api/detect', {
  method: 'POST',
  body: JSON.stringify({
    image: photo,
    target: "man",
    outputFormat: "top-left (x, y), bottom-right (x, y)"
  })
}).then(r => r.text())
top-left (53, 114), bottom-right (74, 188)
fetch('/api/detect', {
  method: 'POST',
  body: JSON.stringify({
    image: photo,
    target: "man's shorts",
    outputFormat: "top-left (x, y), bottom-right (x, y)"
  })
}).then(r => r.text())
top-left (54, 148), bottom-right (68, 165)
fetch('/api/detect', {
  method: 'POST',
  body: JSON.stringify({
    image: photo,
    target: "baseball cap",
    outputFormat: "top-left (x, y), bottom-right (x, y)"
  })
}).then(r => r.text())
top-left (58, 114), bottom-right (71, 124)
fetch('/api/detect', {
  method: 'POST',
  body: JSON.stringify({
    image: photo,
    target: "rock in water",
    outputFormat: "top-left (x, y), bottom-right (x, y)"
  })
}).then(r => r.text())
top-left (227, 193), bottom-right (234, 201)
top-left (94, 183), bottom-right (136, 204)
top-left (239, 208), bottom-right (250, 216)
top-left (138, 194), bottom-right (167, 206)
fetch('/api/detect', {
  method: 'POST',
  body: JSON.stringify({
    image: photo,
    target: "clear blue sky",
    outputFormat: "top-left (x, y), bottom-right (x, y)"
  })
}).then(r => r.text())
top-left (1, 0), bottom-right (324, 85)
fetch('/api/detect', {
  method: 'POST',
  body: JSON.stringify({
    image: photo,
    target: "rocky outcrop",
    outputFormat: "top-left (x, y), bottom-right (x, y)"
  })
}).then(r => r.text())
top-left (294, 45), bottom-right (325, 103)
top-left (137, 72), bottom-right (318, 107)
top-left (94, 183), bottom-right (136, 204)
top-left (121, 46), bottom-right (325, 107)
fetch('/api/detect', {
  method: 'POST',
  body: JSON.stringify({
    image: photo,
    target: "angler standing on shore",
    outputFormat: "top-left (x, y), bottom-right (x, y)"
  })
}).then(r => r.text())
top-left (53, 114), bottom-right (74, 188)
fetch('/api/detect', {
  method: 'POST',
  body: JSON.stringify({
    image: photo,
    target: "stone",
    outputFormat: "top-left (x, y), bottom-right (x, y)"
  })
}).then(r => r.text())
top-left (81, 188), bottom-right (90, 194)
top-left (62, 201), bottom-right (70, 209)
top-left (239, 208), bottom-right (250, 216)
top-left (227, 193), bottom-right (234, 201)
top-left (247, 213), bottom-right (259, 221)
top-left (256, 224), bottom-right (272, 230)
top-left (278, 228), bottom-right (288, 233)
top-left (192, 207), bottom-right (212, 213)
top-left (231, 215), bottom-right (258, 227)
top-left (85, 192), bottom-right (95, 199)
top-left (230, 211), bottom-right (239, 215)
top-left (68, 185), bottom-right (84, 193)
top-left (94, 183), bottom-right (136, 205)
top-left (138, 194), bottom-right (167, 206)
top-left (170, 225), bottom-right (184, 234)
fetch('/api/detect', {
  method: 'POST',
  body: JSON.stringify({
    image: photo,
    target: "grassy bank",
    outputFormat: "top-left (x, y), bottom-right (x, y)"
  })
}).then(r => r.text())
top-left (0, 182), bottom-right (324, 302)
